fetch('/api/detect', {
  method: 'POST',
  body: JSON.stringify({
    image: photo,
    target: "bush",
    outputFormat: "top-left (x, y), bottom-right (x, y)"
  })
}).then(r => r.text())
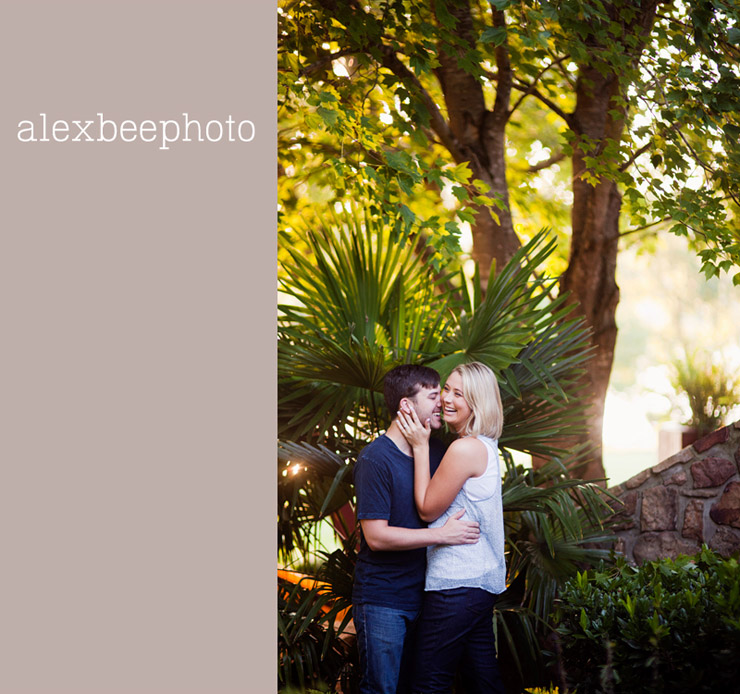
top-left (552, 547), bottom-right (740, 693)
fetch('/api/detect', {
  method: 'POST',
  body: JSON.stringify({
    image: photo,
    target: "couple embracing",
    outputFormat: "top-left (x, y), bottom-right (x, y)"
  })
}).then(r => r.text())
top-left (352, 362), bottom-right (507, 694)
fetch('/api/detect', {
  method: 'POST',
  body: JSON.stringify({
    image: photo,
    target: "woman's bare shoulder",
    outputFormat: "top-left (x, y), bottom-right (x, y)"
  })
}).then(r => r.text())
top-left (448, 436), bottom-right (486, 453)
top-left (446, 436), bottom-right (487, 469)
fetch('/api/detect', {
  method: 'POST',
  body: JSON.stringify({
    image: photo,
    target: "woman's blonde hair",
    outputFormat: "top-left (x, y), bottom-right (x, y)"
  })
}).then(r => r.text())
top-left (449, 361), bottom-right (503, 439)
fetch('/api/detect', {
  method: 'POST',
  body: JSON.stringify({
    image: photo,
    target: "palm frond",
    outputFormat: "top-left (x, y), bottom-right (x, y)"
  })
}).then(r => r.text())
top-left (500, 449), bottom-right (617, 624)
top-left (279, 204), bottom-right (459, 440)
top-left (430, 231), bottom-right (594, 455)
top-left (278, 440), bottom-right (356, 561)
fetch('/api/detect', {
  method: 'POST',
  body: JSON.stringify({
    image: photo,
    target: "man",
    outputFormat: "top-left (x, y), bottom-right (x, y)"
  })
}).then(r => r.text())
top-left (352, 364), bottom-right (480, 694)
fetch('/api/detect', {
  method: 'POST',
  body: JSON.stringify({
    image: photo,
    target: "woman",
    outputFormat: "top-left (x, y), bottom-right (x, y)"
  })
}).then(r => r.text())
top-left (397, 361), bottom-right (506, 694)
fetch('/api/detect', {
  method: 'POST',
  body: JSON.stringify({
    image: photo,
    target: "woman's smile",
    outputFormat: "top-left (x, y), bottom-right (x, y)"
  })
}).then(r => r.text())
top-left (441, 371), bottom-right (472, 433)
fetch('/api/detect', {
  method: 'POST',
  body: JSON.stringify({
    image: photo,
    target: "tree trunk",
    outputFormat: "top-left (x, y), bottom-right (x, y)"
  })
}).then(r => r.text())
top-left (434, 1), bottom-right (520, 287)
top-left (436, 3), bottom-right (616, 481)
top-left (560, 66), bottom-right (625, 482)
top-left (559, 1), bottom-right (659, 482)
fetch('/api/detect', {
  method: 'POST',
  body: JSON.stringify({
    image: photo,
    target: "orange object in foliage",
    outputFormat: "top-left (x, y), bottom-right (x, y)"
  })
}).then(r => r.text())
top-left (278, 569), bottom-right (353, 632)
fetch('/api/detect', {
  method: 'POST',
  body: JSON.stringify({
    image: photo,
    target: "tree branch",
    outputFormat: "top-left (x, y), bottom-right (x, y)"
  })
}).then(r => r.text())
top-left (620, 142), bottom-right (652, 172)
top-left (526, 150), bottom-right (566, 173)
top-left (619, 216), bottom-right (671, 237)
top-left (512, 80), bottom-right (575, 128)
top-left (509, 55), bottom-right (570, 117)
top-left (490, 8), bottom-right (512, 125)
top-left (379, 46), bottom-right (466, 163)
top-left (297, 0), bottom-right (466, 163)
top-left (654, 12), bottom-right (740, 59)
top-left (638, 65), bottom-right (731, 199)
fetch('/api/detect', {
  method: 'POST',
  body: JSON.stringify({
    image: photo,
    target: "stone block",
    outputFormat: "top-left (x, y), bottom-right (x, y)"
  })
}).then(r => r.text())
top-left (633, 532), bottom-right (699, 564)
top-left (610, 491), bottom-right (637, 531)
top-left (625, 469), bottom-right (652, 490)
top-left (693, 426), bottom-right (730, 453)
top-left (641, 486), bottom-right (677, 532)
top-left (691, 457), bottom-right (737, 488)
top-left (682, 500), bottom-right (704, 542)
top-left (620, 491), bottom-right (637, 515)
top-left (654, 447), bottom-right (694, 473)
top-left (709, 481), bottom-right (740, 528)
top-left (682, 489), bottom-right (719, 498)
top-left (663, 470), bottom-right (687, 486)
top-left (708, 526), bottom-right (740, 557)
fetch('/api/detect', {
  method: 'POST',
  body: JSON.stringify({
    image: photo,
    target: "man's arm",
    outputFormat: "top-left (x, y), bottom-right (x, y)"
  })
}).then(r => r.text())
top-left (361, 510), bottom-right (480, 552)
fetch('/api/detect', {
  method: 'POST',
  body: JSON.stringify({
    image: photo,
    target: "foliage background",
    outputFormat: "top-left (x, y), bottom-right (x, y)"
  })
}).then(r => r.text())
top-left (277, 1), bottom-right (740, 690)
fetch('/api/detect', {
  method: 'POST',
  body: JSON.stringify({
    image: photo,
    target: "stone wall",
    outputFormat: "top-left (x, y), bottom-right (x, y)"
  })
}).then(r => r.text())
top-left (608, 420), bottom-right (740, 564)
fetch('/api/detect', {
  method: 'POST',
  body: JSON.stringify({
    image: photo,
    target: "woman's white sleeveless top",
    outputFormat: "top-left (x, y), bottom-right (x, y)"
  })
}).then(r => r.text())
top-left (425, 435), bottom-right (506, 594)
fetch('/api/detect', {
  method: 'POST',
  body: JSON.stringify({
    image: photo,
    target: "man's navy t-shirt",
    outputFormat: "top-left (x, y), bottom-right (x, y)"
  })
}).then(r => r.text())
top-left (352, 435), bottom-right (446, 611)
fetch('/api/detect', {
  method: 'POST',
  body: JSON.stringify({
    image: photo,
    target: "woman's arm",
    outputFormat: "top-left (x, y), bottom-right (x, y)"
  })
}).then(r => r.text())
top-left (397, 409), bottom-right (487, 522)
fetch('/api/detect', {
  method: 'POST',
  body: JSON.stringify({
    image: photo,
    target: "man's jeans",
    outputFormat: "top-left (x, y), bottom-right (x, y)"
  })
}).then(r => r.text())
top-left (353, 602), bottom-right (420, 694)
top-left (412, 587), bottom-right (505, 694)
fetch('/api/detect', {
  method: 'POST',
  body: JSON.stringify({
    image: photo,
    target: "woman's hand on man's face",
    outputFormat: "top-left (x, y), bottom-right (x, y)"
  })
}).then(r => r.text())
top-left (397, 404), bottom-right (431, 448)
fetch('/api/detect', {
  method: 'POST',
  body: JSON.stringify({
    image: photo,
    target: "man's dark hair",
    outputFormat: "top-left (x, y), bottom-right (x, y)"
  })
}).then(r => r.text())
top-left (383, 364), bottom-right (440, 415)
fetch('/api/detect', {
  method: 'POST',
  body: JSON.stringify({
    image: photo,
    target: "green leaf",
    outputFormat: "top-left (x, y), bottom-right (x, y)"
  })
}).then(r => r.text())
top-left (316, 106), bottom-right (338, 127)
top-left (452, 185), bottom-right (468, 202)
top-left (480, 27), bottom-right (508, 46)
top-left (398, 203), bottom-right (415, 225)
top-left (434, 0), bottom-right (457, 29)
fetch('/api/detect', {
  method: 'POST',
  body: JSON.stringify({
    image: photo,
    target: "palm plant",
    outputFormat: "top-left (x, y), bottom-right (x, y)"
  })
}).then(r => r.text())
top-left (277, 205), bottom-right (616, 691)
top-left (671, 350), bottom-right (740, 434)
top-left (278, 573), bottom-right (356, 692)
top-left (279, 205), bottom-right (455, 445)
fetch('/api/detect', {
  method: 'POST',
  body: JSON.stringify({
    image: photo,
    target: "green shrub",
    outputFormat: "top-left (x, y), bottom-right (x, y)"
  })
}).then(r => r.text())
top-left (552, 547), bottom-right (740, 693)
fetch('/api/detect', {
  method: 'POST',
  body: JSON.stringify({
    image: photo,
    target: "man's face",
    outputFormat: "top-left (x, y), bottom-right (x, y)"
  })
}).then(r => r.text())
top-left (408, 384), bottom-right (442, 430)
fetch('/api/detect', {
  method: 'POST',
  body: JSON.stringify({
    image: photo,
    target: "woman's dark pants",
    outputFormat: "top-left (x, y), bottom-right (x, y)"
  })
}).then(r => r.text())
top-left (412, 587), bottom-right (505, 694)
